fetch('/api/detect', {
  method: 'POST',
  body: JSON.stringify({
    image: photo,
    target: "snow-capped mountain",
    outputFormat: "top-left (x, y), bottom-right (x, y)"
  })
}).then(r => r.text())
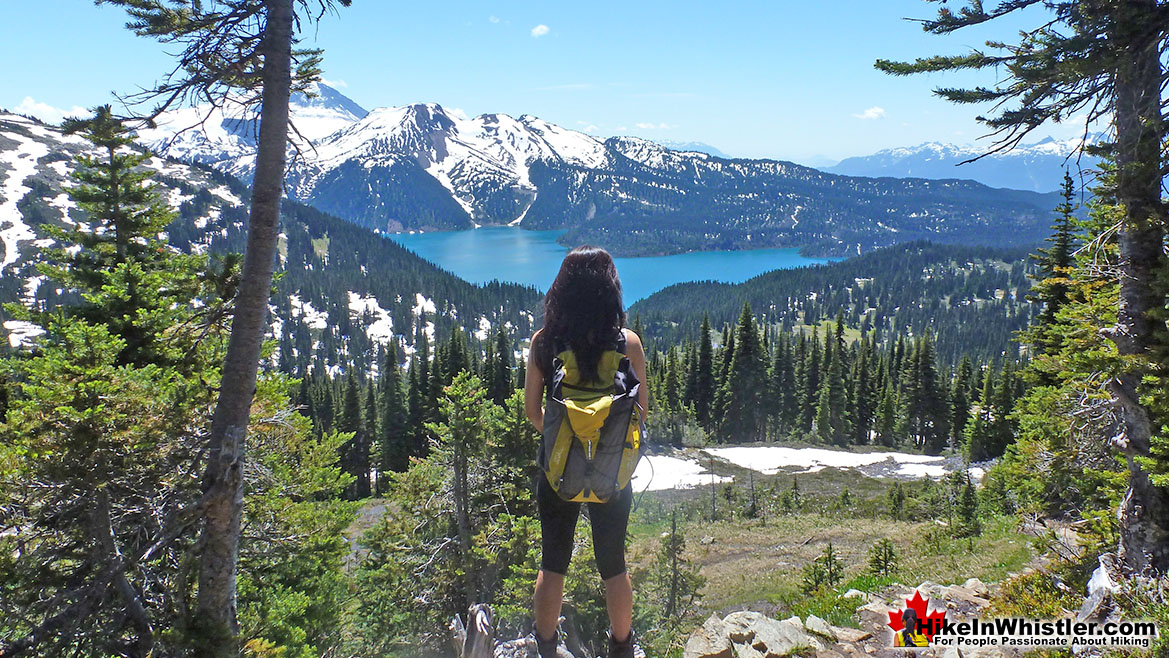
top-left (285, 102), bottom-right (610, 229)
top-left (827, 136), bottom-right (1102, 192)
top-left (138, 84), bottom-right (1064, 257)
top-left (0, 111), bottom-right (538, 369)
top-left (136, 82), bottom-right (367, 174)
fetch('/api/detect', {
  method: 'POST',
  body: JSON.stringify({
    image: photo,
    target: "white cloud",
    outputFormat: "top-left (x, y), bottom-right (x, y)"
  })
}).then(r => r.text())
top-left (489, 15), bottom-right (500, 23)
top-left (13, 97), bottom-right (89, 125)
top-left (530, 24), bottom-right (550, 37)
top-left (635, 122), bottom-right (675, 130)
top-left (448, 107), bottom-right (469, 120)
top-left (320, 78), bottom-right (348, 89)
top-left (582, 124), bottom-right (598, 133)
top-left (853, 106), bottom-right (886, 120)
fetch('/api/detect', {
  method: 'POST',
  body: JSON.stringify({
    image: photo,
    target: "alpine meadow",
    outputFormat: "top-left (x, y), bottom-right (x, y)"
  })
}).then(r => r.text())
top-left (1, 2), bottom-right (1168, 658)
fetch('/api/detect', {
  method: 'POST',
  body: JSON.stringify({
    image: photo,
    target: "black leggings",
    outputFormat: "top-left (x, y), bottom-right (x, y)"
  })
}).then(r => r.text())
top-left (536, 475), bottom-right (632, 580)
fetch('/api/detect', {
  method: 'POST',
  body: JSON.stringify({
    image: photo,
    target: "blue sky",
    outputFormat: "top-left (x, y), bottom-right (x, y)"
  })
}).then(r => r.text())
top-left (3, 1), bottom-right (1088, 163)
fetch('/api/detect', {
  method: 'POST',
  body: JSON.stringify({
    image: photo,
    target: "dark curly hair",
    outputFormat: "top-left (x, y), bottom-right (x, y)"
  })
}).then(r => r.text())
top-left (535, 245), bottom-right (625, 383)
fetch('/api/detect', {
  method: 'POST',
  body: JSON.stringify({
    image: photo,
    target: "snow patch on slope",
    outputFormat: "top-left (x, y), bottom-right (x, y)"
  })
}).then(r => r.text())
top-left (0, 129), bottom-right (48, 272)
top-left (348, 291), bottom-right (395, 344)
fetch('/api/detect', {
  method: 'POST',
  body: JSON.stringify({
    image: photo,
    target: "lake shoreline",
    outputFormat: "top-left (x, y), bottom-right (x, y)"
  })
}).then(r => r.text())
top-left (383, 225), bottom-right (837, 303)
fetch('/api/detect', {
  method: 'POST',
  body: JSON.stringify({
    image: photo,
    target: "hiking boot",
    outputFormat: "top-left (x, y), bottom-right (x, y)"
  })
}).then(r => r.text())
top-left (531, 623), bottom-right (559, 658)
top-left (607, 629), bottom-right (644, 658)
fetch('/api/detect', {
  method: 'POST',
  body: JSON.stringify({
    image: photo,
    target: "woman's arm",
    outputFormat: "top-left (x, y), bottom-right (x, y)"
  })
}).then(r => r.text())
top-left (524, 329), bottom-right (545, 432)
top-left (623, 328), bottom-right (649, 419)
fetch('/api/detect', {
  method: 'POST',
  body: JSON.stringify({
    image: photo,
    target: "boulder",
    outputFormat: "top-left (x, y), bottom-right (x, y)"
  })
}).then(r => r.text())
top-left (831, 627), bottom-right (872, 644)
top-left (856, 600), bottom-right (898, 627)
top-left (732, 641), bottom-right (767, 658)
top-left (766, 617), bottom-right (825, 656)
top-left (843, 589), bottom-right (870, 602)
top-left (685, 615), bottom-right (734, 658)
top-left (804, 615), bottom-right (837, 641)
top-left (722, 611), bottom-right (824, 657)
top-left (962, 577), bottom-right (989, 597)
top-left (1075, 587), bottom-right (1110, 623)
top-left (723, 611), bottom-right (769, 644)
top-left (938, 584), bottom-right (991, 614)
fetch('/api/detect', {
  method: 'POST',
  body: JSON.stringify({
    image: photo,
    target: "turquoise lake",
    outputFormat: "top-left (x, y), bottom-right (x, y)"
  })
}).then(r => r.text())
top-left (387, 226), bottom-right (834, 304)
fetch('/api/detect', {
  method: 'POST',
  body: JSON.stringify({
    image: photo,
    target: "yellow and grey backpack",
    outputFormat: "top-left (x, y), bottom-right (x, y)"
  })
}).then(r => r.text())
top-left (540, 330), bottom-right (645, 503)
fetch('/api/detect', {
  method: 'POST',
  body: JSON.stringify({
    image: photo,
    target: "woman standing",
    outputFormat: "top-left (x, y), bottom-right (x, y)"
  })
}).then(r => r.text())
top-left (524, 246), bottom-right (648, 658)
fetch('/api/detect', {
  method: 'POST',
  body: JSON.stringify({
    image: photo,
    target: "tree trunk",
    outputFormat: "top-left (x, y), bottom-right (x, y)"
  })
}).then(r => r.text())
top-left (454, 434), bottom-right (475, 607)
top-left (1108, 0), bottom-right (1169, 576)
top-left (92, 490), bottom-right (155, 657)
top-left (193, 0), bottom-right (293, 652)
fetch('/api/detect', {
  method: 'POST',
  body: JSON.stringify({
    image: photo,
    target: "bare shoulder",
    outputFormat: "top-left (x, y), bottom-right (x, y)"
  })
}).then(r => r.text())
top-left (621, 327), bottom-right (643, 350)
top-left (531, 327), bottom-right (543, 342)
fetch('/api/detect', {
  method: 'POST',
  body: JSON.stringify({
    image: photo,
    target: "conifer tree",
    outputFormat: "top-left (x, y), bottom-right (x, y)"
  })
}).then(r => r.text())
top-left (378, 343), bottom-right (410, 480)
top-left (443, 326), bottom-right (470, 384)
top-left (815, 318), bottom-right (851, 445)
top-left (406, 354), bottom-right (427, 457)
top-left (425, 372), bottom-right (503, 608)
top-left (716, 303), bottom-right (768, 442)
top-left (950, 357), bottom-right (974, 448)
top-left (338, 372), bottom-right (369, 498)
top-left (954, 476), bottom-right (982, 540)
top-left (1, 110), bottom-right (354, 657)
top-left (851, 335), bottom-right (876, 444)
top-left (877, 0), bottom-right (1169, 574)
top-left (636, 510), bottom-right (705, 654)
top-left (887, 481), bottom-right (906, 518)
top-left (488, 326), bottom-right (514, 405)
top-left (95, 2), bottom-right (355, 641)
top-left (1031, 172), bottom-right (1079, 342)
top-left (770, 336), bottom-right (798, 437)
top-left (868, 538), bottom-right (898, 578)
top-left (0, 108), bottom-right (227, 656)
top-left (694, 315), bottom-right (716, 427)
top-left (874, 386), bottom-right (900, 447)
top-left (799, 328), bottom-right (822, 433)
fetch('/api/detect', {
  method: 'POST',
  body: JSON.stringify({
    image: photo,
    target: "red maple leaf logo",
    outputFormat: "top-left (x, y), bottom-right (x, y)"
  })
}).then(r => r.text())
top-left (887, 590), bottom-right (947, 642)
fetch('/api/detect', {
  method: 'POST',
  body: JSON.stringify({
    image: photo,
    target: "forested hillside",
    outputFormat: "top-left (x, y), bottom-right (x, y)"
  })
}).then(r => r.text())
top-left (631, 242), bottom-right (1034, 364)
top-left (0, 111), bottom-right (542, 377)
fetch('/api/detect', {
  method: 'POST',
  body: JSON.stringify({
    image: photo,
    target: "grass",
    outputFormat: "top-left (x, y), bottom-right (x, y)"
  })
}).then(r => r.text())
top-left (311, 235), bottom-right (329, 259)
top-left (626, 468), bottom-right (1036, 626)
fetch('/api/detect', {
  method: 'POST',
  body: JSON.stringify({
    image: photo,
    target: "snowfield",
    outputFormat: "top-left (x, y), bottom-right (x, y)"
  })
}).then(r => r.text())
top-left (631, 445), bottom-right (984, 493)
top-left (0, 121), bottom-right (49, 273)
top-left (707, 445), bottom-right (949, 479)
top-left (632, 455), bottom-right (732, 492)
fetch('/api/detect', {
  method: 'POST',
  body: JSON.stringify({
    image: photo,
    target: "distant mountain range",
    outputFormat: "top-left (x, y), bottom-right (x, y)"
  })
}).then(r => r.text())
top-left (654, 140), bottom-right (731, 158)
top-left (135, 83), bottom-right (1064, 257)
top-left (826, 137), bottom-right (1101, 192)
top-left (0, 111), bottom-right (540, 371)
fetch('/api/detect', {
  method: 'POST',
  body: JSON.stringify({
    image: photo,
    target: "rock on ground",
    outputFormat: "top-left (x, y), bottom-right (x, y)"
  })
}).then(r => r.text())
top-left (683, 580), bottom-right (1039, 658)
top-left (684, 615), bottom-right (734, 658)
